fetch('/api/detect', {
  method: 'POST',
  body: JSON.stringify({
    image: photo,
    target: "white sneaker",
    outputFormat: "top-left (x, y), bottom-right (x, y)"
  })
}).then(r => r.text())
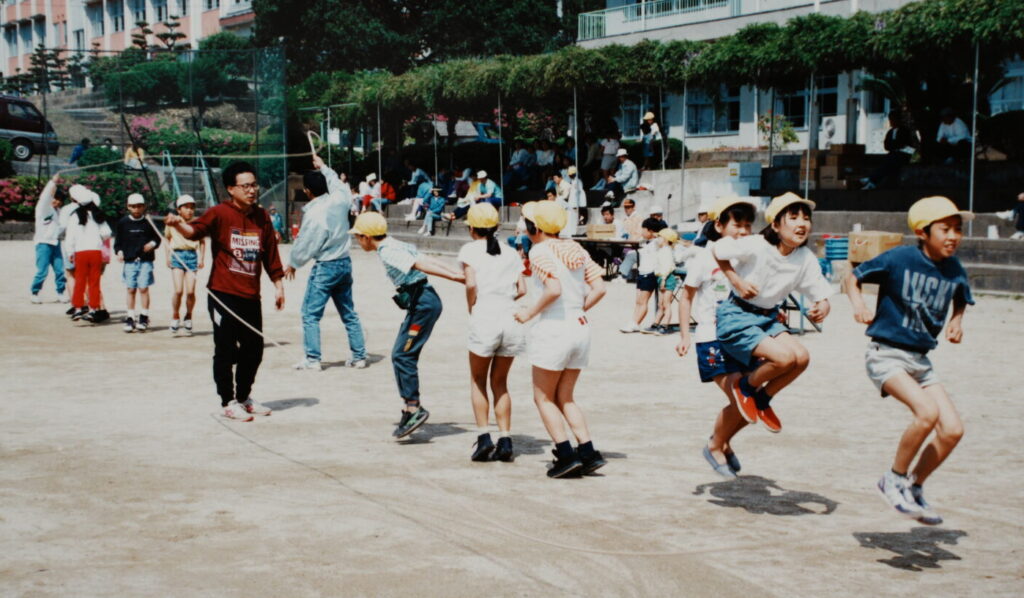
top-left (241, 398), bottom-right (272, 416)
top-left (170, 319), bottom-right (181, 335)
top-left (404, 212), bottom-right (416, 221)
top-left (346, 358), bottom-right (368, 369)
top-left (57, 292), bottom-right (69, 303)
top-left (909, 484), bottom-right (943, 525)
top-left (222, 401), bottom-right (254, 422)
top-left (293, 357), bottom-right (322, 371)
top-left (183, 319), bottom-right (194, 336)
top-left (620, 322), bottom-right (640, 333)
top-left (31, 293), bottom-right (42, 304)
top-left (1011, 231), bottom-right (1024, 240)
top-left (877, 471), bottom-right (922, 518)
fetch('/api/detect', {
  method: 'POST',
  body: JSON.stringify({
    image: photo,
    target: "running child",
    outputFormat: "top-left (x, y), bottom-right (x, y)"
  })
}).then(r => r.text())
top-left (64, 185), bottom-right (112, 322)
top-left (114, 194), bottom-right (162, 332)
top-left (676, 196), bottom-right (757, 478)
top-left (165, 195), bottom-right (205, 336)
top-left (349, 212), bottom-right (465, 438)
top-left (650, 227), bottom-right (681, 335)
top-left (846, 196), bottom-right (973, 525)
top-left (514, 201), bottom-right (608, 478)
top-left (458, 203), bottom-right (527, 462)
top-left (712, 192), bottom-right (833, 432)
top-left (620, 217), bottom-right (667, 333)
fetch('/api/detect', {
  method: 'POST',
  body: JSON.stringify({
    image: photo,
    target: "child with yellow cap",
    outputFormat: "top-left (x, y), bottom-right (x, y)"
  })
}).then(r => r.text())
top-left (846, 196), bottom-right (974, 525)
top-left (649, 227), bottom-right (681, 335)
top-left (350, 211), bottom-right (466, 439)
top-left (513, 201), bottom-right (608, 478)
top-left (457, 203), bottom-right (528, 462)
top-left (712, 192), bottom-right (833, 434)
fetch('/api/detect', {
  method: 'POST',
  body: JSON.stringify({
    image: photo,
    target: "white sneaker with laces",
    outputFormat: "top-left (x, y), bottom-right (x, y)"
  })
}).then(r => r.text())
top-left (183, 319), bottom-right (194, 335)
top-left (293, 357), bottom-right (322, 371)
top-left (57, 291), bottom-right (69, 303)
top-left (910, 484), bottom-right (943, 525)
top-left (346, 358), bottom-right (368, 369)
top-left (222, 401), bottom-right (254, 422)
top-left (241, 398), bottom-right (272, 416)
top-left (620, 322), bottom-right (640, 333)
top-left (170, 319), bottom-right (181, 334)
top-left (877, 471), bottom-right (922, 518)
top-left (31, 293), bottom-right (42, 304)
top-left (1011, 231), bottom-right (1024, 240)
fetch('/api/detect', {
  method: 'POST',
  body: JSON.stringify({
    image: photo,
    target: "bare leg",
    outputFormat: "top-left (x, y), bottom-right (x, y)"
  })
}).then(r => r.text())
top-left (747, 333), bottom-right (801, 390)
top-left (183, 270), bottom-right (196, 319)
top-left (139, 287), bottom-right (150, 310)
top-left (468, 352), bottom-right (493, 428)
top-left (884, 372), bottom-right (940, 475)
top-left (708, 372), bottom-right (747, 460)
top-left (910, 384), bottom-right (964, 484)
top-left (489, 355), bottom-right (515, 432)
top-left (553, 368), bottom-right (590, 444)
top-left (632, 289), bottom-right (653, 326)
top-left (760, 333), bottom-right (809, 396)
top-left (170, 268), bottom-right (185, 319)
top-left (126, 288), bottom-right (136, 312)
top-left (532, 366), bottom-right (569, 443)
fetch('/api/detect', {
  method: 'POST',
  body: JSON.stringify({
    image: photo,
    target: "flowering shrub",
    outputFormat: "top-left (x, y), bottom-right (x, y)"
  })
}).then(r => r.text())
top-left (144, 120), bottom-right (254, 162)
top-left (0, 173), bottom-right (172, 221)
top-left (129, 116), bottom-right (159, 146)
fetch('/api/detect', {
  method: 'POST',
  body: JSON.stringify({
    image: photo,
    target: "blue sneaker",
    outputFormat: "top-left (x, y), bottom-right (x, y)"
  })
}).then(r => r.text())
top-left (910, 484), bottom-right (943, 525)
top-left (703, 445), bottom-right (737, 479)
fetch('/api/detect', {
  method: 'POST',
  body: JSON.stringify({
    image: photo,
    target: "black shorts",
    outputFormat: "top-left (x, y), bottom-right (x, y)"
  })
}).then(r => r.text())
top-left (637, 273), bottom-right (657, 292)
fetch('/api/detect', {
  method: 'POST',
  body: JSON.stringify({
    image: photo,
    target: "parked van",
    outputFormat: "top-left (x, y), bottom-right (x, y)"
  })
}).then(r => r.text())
top-left (0, 96), bottom-right (59, 160)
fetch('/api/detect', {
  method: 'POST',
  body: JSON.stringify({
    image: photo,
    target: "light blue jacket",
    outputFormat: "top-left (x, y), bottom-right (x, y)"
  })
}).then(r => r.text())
top-left (613, 158), bottom-right (639, 191)
top-left (288, 165), bottom-right (354, 268)
top-left (479, 179), bottom-right (503, 200)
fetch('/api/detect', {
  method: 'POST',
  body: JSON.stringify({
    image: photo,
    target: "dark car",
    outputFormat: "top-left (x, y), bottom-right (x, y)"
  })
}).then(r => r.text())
top-left (0, 95), bottom-right (59, 160)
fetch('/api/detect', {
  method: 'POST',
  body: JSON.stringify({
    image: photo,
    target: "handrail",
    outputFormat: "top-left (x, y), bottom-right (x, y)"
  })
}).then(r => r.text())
top-left (161, 150), bottom-right (182, 198)
top-left (195, 150), bottom-right (215, 209)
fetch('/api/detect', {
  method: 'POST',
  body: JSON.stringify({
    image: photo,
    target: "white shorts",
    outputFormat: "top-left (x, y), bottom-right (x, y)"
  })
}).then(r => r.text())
top-left (865, 341), bottom-right (939, 397)
top-left (528, 315), bottom-right (591, 371)
top-left (468, 311), bottom-right (525, 358)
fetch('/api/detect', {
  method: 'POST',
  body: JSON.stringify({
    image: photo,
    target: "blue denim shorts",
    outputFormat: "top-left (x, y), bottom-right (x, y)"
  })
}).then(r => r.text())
top-left (657, 274), bottom-right (679, 292)
top-left (122, 260), bottom-right (155, 289)
top-left (695, 340), bottom-right (747, 383)
top-left (715, 298), bottom-right (787, 365)
top-left (170, 249), bottom-right (198, 272)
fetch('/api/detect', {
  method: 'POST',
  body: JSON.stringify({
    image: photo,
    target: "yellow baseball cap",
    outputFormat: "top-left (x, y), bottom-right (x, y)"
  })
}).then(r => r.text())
top-left (765, 192), bottom-right (815, 224)
top-left (708, 195), bottom-right (757, 222)
top-left (658, 228), bottom-right (679, 244)
top-left (533, 201), bottom-right (567, 234)
top-left (349, 211), bottom-right (387, 236)
top-left (521, 201), bottom-right (538, 222)
top-left (466, 202), bottom-right (499, 229)
top-left (907, 196), bottom-right (974, 232)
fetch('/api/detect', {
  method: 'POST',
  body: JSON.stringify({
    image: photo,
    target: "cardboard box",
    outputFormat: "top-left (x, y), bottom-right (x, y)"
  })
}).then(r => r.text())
top-left (819, 165), bottom-right (839, 185)
top-left (830, 143), bottom-right (866, 156)
top-left (848, 231), bottom-right (903, 263)
top-left (820, 179), bottom-right (848, 190)
top-left (586, 223), bottom-right (617, 240)
top-left (825, 154), bottom-right (863, 169)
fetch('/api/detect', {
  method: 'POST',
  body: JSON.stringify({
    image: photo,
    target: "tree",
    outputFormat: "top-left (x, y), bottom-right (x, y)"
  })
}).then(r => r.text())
top-left (155, 15), bottom-right (187, 52)
top-left (132, 21), bottom-right (154, 51)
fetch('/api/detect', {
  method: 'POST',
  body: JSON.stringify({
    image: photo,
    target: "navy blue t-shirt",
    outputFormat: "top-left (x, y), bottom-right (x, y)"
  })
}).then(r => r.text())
top-left (853, 245), bottom-right (974, 352)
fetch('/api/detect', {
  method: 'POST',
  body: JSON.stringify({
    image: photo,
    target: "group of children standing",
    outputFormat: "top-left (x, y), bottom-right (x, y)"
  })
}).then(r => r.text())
top-left (31, 175), bottom-right (205, 336)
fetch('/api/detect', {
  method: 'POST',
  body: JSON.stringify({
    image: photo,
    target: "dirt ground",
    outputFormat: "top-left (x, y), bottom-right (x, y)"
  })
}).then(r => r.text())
top-left (2, 239), bottom-right (1022, 597)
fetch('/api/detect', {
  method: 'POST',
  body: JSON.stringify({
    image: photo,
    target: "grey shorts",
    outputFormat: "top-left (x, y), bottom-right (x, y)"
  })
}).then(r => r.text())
top-left (865, 341), bottom-right (939, 397)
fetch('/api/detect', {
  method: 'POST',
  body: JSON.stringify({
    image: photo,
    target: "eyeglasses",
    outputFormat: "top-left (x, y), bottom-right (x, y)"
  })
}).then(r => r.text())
top-left (233, 183), bottom-right (259, 191)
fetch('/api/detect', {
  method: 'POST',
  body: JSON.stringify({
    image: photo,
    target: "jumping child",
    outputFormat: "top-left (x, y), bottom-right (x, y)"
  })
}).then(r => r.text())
top-left (458, 203), bottom-right (527, 462)
top-left (349, 212), bottom-right (465, 438)
top-left (514, 201), bottom-right (608, 478)
top-left (846, 196), bottom-right (973, 525)
top-left (712, 192), bottom-right (833, 433)
top-left (165, 195), bottom-right (205, 335)
top-left (114, 193), bottom-right (162, 332)
top-left (676, 196), bottom-right (757, 478)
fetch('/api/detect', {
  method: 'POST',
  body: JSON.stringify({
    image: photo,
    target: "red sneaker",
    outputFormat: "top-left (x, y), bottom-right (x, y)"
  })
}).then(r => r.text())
top-left (758, 406), bottom-right (782, 433)
top-left (732, 377), bottom-right (759, 424)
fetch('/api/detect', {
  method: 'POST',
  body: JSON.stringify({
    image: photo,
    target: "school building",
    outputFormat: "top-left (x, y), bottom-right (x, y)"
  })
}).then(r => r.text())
top-left (1, 0), bottom-right (254, 77)
top-left (577, 0), bottom-right (1024, 154)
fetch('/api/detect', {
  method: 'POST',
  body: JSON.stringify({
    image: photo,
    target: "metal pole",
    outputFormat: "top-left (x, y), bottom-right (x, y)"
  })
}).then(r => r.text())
top-left (803, 75), bottom-right (816, 199)
top-left (968, 42), bottom-right (979, 237)
top-left (680, 82), bottom-right (687, 217)
top-left (326, 106), bottom-right (332, 167)
top-left (659, 86), bottom-right (665, 171)
top-left (432, 114), bottom-right (438, 181)
top-left (768, 88), bottom-right (776, 168)
top-left (376, 101), bottom-right (382, 180)
top-left (497, 92), bottom-right (505, 219)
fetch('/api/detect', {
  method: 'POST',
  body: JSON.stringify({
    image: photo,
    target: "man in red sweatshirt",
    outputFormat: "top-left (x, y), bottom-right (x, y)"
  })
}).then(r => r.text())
top-left (166, 161), bottom-right (285, 421)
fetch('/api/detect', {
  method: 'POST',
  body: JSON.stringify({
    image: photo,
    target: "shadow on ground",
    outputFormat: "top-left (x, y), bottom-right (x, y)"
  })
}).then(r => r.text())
top-left (262, 398), bottom-right (320, 411)
top-left (398, 422), bottom-right (471, 444)
top-left (322, 353), bottom-right (387, 370)
top-left (853, 527), bottom-right (967, 571)
top-left (693, 475), bottom-right (838, 516)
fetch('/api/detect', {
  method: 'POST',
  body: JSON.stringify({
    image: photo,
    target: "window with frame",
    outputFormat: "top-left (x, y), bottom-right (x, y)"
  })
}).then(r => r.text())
top-left (73, 28), bottom-right (85, 51)
top-left (5, 29), bottom-right (17, 57)
top-left (178, 0), bottom-right (188, 17)
top-left (619, 93), bottom-right (671, 139)
top-left (21, 27), bottom-right (32, 52)
top-left (110, 2), bottom-right (126, 32)
top-left (205, 0), bottom-right (220, 10)
top-left (776, 75), bottom-right (839, 128)
top-left (155, 0), bottom-right (169, 22)
top-left (132, 0), bottom-right (147, 24)
top-left (686, 86), bottom-right (740, 135)
top-left (88, 6), bottom-right (105, 37)
top-left (990, 71), bottom-right (1024, 115)
top-left (8, 102), bottom-right (43, 121)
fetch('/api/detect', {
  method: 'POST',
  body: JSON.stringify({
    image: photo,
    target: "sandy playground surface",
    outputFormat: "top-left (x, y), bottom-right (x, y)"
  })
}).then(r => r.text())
top-left (1, 239), bottom-right (1022, 597)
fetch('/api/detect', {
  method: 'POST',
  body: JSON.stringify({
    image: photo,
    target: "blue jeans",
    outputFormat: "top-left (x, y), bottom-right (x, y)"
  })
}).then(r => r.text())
top-left (392, 285), bottom-right (442, 404)
top-left (301, 257), bottom-right (366, 362)
top-left (32, 243), bottom-right (65, 294)
top-left (424, 210), bottom-right (444, 234)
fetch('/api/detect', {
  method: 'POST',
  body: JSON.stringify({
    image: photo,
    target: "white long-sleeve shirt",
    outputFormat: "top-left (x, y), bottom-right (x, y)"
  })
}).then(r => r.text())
top-left (936, 118), bottom-right (971, 144)
top-left (613, 159), bottom-right (639, 191)
top-left (712, 235), bottom-right (832, 309)
top-left (64, 208), bottom-right (112, 254)
top-left (33, 180), bottom-right (61, 245)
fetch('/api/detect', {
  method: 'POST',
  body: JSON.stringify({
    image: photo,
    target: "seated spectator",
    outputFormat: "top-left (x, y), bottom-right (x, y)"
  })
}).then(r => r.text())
top-left (934, 107), bottom-right (971, 165)
top-left (861, 110), bottom-right (919, 190)
top-left (401, 159), bottom-right (432, 199)
top-left (692, 199), bottom-right (714, 247)
top-left (123, 142), bottom-right (146, 170)
top-left (604, 149), bottom-right (639, 205)
top-left (997, 192), bottom-right (1024, 240)
top-left (476, 170), bottom-right (503, 210)
top-left (563, 137), bottom-right (577, 164)
top-left (419, 187), bottom-right (448, 236)
top-left (101, 137), bottom-right (119, 155)
top-left (536, 139), bottom-right (555, 184)
top-left (359, 173), bottom-right (382, 213)
top-left (503, 140), bottom-right (533, 190)
top-left (69, 138), bottom-right (90, 164)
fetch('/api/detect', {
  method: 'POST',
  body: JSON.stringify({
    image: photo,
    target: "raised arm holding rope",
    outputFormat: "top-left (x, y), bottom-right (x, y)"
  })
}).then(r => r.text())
top-left (164, 161), bottom-right (285, 422)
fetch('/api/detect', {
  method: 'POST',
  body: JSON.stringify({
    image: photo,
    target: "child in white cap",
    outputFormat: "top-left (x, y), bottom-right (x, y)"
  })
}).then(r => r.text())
top-left (846, 196), bottom-right (973, 525)
top-left (114, 193), bottom-right (162, 332)
top-left (64, 185), bottom-right (112, 321)
top-left (514, 201), bottom-right (608, 478)
top-left (165, 195), bottom-right (205, 335)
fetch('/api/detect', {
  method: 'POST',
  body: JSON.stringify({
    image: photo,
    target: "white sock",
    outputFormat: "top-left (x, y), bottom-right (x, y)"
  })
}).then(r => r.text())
top-left (128, 310), bottom-right (136, 319)
top-left (140, 309), bottom-right (149, 316)
top-left (477, 427), bottom-right (490, 436)
top-left (498, 430), bottom-right (511, 438)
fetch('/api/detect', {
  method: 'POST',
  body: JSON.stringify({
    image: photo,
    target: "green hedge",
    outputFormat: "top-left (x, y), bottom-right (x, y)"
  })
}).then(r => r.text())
top-left (0, 139), bottom-right (14, 177)
top-left (77, 147), bottom-right (123, 172)
top-left (0, 173), bottom-right (172, 221)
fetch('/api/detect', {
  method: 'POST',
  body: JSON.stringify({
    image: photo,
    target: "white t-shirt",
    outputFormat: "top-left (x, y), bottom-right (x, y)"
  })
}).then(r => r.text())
top-left (684, 243), bottom-right (732, 343)
top-left (601, 138), bottom-right (620, 156)
top-left (655, 244), bottom-right (676, 278)
top-left (457, 240), bottom-right (522, 311)
top-left (712, 235), bottom-right (832, 309)
top-left (637, 239), bottom-right (658, 275)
